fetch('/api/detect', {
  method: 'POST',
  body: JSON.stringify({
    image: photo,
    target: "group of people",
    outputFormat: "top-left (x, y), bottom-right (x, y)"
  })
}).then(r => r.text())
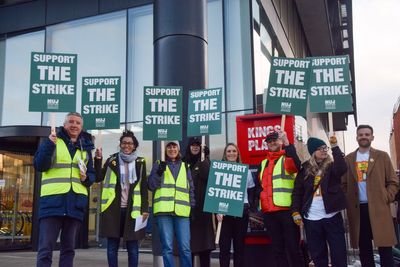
top-left (34, 112), bottom-right (399, 267)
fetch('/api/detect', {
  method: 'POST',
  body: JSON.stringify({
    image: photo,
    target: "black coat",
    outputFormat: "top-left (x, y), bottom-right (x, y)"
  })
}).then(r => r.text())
top-left (291, 146), bottom-right (347, 217)
top-left (188, 157), bottom-right (216, 253)
top-left (95, 153), bottom-right (149, 241)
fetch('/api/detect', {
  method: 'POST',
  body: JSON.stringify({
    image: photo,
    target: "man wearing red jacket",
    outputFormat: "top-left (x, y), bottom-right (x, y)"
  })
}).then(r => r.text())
top-left (255, 131), bottom-right (304, 267)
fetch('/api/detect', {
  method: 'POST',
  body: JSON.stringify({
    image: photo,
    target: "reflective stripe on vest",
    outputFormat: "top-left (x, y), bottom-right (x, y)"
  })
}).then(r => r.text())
top-left (153, 163), bottom-right (190, 217)
top-left (259, 156), bottom-right (296, 207)
top-left (100, 162), bottom-right (143, 219)
top-left (40, 138), bottom-right (88, 197)
top-left (41, 138), bottom-right (88, 197)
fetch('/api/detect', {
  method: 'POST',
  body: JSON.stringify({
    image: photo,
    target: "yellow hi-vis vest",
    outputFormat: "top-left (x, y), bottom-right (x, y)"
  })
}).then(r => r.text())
top-left (41, 138), bottom-right (88, 197)
top-left (100, 160), bottom-right (143, 219)
top-left (259, 156), bottom-right (296, 207)
top-left (153, 162), bottom-right (190, 217)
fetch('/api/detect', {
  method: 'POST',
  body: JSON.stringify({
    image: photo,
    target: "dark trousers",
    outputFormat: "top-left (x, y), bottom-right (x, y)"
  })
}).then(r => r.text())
top-left (107, 208), bottom-right (139, 267)
top-left (36, 216), bottom-right (82, 267)
top-left (218, 215), bottom-right (248, 267)
top-left (359, 203), bottom-right (394, 267)
top-left (192, 250), bottom-right (211, 267)
top-left (263, 210), bottom-right (305, 267)
top-left (303, 213), bottom-right (347, 267)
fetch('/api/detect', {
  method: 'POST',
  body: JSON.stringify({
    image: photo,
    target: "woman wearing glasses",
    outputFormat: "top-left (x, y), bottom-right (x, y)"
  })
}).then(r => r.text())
top-left (94, 130), bottom-right (149, 267)
top-left (291, 136), bottom-right (348, 267)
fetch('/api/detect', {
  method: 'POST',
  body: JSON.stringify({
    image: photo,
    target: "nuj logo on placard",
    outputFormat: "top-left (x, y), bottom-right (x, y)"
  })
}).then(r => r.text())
top-left (157, 129), bottom-right (168, 138)
top-left (47, 99), bottom-right (59, 110)
top-left (218, 202), bottom-right (229, 213)
top-left (95, 118), bottom-right (106, 128)
top-left (325, 99), bottom-right (336, 110)
top-left (200, 125), bottom-right (209, 134)
top-left (280, 102), bottom-right (292, 112)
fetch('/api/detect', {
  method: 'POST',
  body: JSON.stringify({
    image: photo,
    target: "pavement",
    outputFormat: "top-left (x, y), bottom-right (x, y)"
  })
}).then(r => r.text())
top-left (0, 248), bottom-right (220, 266)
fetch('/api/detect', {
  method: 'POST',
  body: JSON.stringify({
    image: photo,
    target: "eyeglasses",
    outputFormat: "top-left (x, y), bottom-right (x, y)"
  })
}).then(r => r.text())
top-left (121, 141), bottom-right (134, 146)
top-left (317, 146), bottom-right (330, 152)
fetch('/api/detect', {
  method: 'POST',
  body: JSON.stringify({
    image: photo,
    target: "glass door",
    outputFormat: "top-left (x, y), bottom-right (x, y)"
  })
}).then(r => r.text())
top-left (0, 151), bottom-right (34, 249)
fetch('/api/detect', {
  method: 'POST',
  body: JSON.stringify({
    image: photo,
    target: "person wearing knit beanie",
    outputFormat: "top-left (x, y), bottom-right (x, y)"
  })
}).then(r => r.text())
top-left (307, 137), bottom-right (327, 155)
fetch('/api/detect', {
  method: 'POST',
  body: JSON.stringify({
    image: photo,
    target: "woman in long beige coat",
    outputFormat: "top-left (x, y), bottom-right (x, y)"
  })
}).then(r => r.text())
top-left (342, 145), bottom-right (399, 265)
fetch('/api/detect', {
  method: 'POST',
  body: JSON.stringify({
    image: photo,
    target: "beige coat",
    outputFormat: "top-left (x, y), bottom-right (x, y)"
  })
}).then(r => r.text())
top-left (342, 147), bottom-right (399, 248)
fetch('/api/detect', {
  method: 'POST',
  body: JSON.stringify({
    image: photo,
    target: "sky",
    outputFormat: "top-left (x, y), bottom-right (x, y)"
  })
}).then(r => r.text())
top-left (343, 1), bottom-right (400, 154)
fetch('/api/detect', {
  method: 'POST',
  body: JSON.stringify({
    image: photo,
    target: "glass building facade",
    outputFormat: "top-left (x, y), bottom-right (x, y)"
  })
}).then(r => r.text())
top-left (0, 0), bottom-right (355, 250)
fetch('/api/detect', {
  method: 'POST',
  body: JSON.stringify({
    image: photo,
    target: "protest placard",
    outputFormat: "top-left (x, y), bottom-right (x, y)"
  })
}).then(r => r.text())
top-left (143, 86), bottom-right (182, 140)
top-left (81, 76), bottom-right (121, 130)
top-left (29, 52), bottom-right (77, 112)
top-left (265, 57), bottom-right (311, 116)
top-left (203, 160), bottom-right (248, 217)
top-left (309, 55), bottom-right (353, 112)
top-left (187, 87), bottom-right (222, 136)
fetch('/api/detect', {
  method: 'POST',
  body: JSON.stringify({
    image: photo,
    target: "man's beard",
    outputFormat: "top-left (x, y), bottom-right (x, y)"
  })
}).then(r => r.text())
top-left (358, 139), bottom-right (371, 148)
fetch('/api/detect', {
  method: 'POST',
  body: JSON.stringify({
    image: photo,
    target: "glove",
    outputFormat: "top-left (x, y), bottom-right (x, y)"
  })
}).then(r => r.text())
top-left (329, 135), bottom-right (338, 148)
top-left (203, 146), bottom-right (210, 156)
top-left (157, 161), bottom-right (167, 176)
top-left (292, 212), bottom-right (303, 226)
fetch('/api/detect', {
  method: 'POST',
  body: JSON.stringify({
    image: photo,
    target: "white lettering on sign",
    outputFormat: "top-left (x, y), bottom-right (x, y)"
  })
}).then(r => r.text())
top-left (247, 124), bottom-right (280, 152)
top-left (313, 68), bottom-right (344, 83)
top-left (144, 115), bottom-right (180, 125)
top-left (149, 98), bottom-right (177, 112)
top-left (310, 85), bottom-right (350, 96)
top-left (82, 104), bottom-right (119, 114)
top-left (87, 88), bottom-right (116, 102)
top-left (247, 125), bottom-right (279, 138)
top-left (212, 161), bottom-right (247, 172)
top-left (272, 58), bottom-right (310, 68)
top-left (193, 98), bottom-right (218, 111)
top-left (33, 53), bottom-right (76, 64)
top-left (37, 66), bottom-right (71, 81)
top-left (83, 77), bottom-right (119, 86)
top-left (145, 87), bottom-right (181, 96)
top-left (190, 88), bottom-right (221, 98)
top-left (189, 112), bottom-right (220, 122)
top-left (208, 187), bottom-right (243, 201)
top-left (248, 140), bottom-right (268, 151)
top-left (215, 172), bottom-right (242, 188)
top-left (311, 57), bottom-right (346, 67)
top-left (268, 87), bottom-right (307, 99)
top-left (31, 84), bottom-right (75, 95)
top-left (275, 70), bottom-right (305, 86)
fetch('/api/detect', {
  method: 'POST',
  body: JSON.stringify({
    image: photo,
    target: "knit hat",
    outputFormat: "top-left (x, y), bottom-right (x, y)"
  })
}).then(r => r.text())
top-left (307, 137), bottom-right (326, 155)
top-left (166, 140), bottom-right (180, 150)
top-left (188, 136), bottom-right (201, 146)
top-left (265, 131), bottom-right (279, 143)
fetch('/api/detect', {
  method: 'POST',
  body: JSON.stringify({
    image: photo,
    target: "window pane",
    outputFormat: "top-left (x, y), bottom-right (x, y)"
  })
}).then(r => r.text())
top-left (45, 11), bottom-right (126, 127)
top-left (208, 0), bottom-right (225, 111)
top-left (224, 0), bottom-right (253, 111)
top-left (127, 5), bottom-right (154, 122)
top-left (1, 31), bottom-right (44, 126)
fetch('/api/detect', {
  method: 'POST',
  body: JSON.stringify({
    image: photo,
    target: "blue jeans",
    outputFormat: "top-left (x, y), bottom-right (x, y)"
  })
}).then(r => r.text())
top-left (303, 213), bottom-right (347, 267)
top-left (157, 215), bottom-right (192, 267)
top-left (107, 207), bottom-right (139, 267)
top-left (107, 238), bottom-right (139, 267)
top-left (36, 216), bottom-right (81, 267)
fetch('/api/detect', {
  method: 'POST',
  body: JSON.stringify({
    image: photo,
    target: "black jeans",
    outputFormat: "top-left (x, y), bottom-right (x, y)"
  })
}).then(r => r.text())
top-left (218, 215), bottom-right (248, 267)
top-left (263, 210), bottom-right (305, 267)
top-left (359, 203), bottom-right (394, 267)
top-left (303, 213), bottom-right (347, 267)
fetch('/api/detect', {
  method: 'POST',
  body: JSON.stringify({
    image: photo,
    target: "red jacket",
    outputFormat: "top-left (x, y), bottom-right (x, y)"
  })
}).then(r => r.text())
top-left (258, 145), bottom-right (299, 213)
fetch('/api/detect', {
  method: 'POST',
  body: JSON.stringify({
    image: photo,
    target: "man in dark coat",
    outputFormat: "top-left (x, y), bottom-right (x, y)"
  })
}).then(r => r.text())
top-left (34, 112), bottom-right (95, 267)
